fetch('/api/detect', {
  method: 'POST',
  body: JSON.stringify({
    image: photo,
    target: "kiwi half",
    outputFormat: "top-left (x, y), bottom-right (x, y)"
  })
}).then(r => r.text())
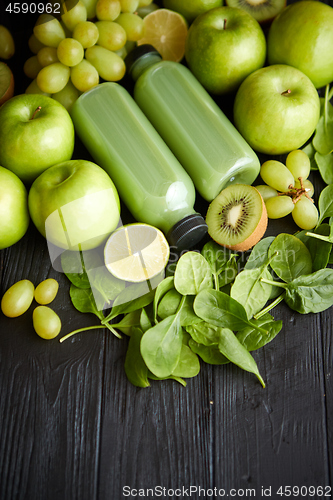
top-left (226, 0), bottom-right (286, 24)
top-left (206, 184), bottom-right (267, 251)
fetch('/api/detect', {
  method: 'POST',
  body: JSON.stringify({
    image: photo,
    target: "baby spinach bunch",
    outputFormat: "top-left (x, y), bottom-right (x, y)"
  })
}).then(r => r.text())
top-left (303, 84), bottom-right (333, 183)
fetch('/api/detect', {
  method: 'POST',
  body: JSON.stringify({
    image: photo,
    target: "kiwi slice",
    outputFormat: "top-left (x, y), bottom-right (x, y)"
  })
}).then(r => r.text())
top-left (226, 0), bottom-right (286, 24)
top-left (206, 184), bottom-right (267, 251)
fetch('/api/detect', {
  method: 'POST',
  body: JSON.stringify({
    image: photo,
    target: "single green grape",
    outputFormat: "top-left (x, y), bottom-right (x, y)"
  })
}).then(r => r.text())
top-left (28, 34), bottom-right (45, 54)
top-left (1, 280), bottom-right (35, 318)
top-left (292, 196), bottom-right (319, 230)
top-left (265, 195), bottom-right (295, 219)
top-left (96, 0), bottom-right (121, 21)
top-left (52, 80), bottom-right (79, 111)
top-left (137, 2), bottom-right (158, 17)
top-left (96, 21), bottom-right (127, 51)
top-left (34, 278), bottom-right (59, 305)
top-left (37, 62), bottom-right (70, 93)
top-left (23, 56), bottom-right (43, 79)
top-left (120, 0), bottom-right (139, 13)
top-left (0, 25), bottom-right (15, 59)
top-left (260, 160), bottom-right (295, 193)
top-left (85, 45), bottom-right (126, 81)
top-left (81, 0), bottom-right (98, 19)
top-left (61, 0), bottom-right (88, 31)
top-left (138, 0), bottom-right (153, 6)
top-left (25, 79), bottom-right (51, 96)
top-left (115, 13), bottom-right (145, 41)
top-left (57, 38), bottom-right (84, 66)
top-left (71, 58), bottom-right (99, 91)
top-left (33, 14), bottom-right (66, 48)
top-left (33, 306), bottom-right (62, 340)
top-left (37, 46), bottom-right (59, 67)
top-left (294, 178), bottom-right (314, 198)
top-left (286, 149), bottom-right (311, 182)
top-left (255, 184), bottom-right (278, 202)
top-left (72, 21), bottom-right (99, 48)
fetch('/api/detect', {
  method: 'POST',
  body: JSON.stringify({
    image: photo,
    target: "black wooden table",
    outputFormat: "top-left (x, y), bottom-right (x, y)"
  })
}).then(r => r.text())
top-left (1, 2), bottom-right (332, 499)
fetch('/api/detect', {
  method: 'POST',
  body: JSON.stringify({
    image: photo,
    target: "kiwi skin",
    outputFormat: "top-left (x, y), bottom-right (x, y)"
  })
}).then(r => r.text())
top-left (206, 185), bottom-right (268, 252)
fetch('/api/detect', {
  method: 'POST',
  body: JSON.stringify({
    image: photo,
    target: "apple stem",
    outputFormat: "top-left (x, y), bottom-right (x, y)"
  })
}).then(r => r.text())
top-left (31, 106), bottom-right (41, 120)
top-left (223, 18), bottom-right (227, 29)
top-left (281, 89), bottom-right (291, 96)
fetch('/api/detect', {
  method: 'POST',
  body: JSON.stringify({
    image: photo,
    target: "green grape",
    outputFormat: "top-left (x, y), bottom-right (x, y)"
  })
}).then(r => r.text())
top-left (72, 21), bottom-right (99, 48)
top-left (85, 45), bottom-right (126, 81)
top-left (37, 46), bottom-right (59, 67)
top-left (138, 0), bottom-right (153, 6)
top-left (137, 2), bottom-right (158, 17)
top-left (60, 20), bottom-right (73, 38)
top-left (57, 38), bottom-right (84, 66)
top-left (114, 45), bottom-right (127, 58)
top-left (52, 80), bottom-right (79, 110)
top-left (25, 79), bottom-right (51, 96)
top-left (0, 25), bottom-right (15, 59)
top-left (61, 0), bottom-right (88, 31)
top-left (96, 0), bottom-right (121, 21)
top-left (255, 184), bottom-right (278, 202)
top-left (294, 178), bottom-right (314, 198)
top-left (260, 160), bottom-right (295, 193)
top-left (265, 195), bottom-right (295, 219)
top-left (95, 21), bottom-right (127, 51)
top-left (33, 14), bottom-right (66, 48)
top-left (292, 196), bottom-right (319, 230)
top-left (120, 0), bottom-right (139, 13)
top-left (81, 0), bottom-right (98, 19)
top-left (34, 278), bottom-right (59, 305)
top-left (37, 62), bottom-right (70, 93)
top-left (115, 13), bottom-right (144, 41)
top-left (24, 55), bottom-right (43, 79)
top-left (71, 58), bottom-right (99, 91)
top-left (28, 33), bottom-right (45, 54)
top-left (33, 306), bottom-right (62, 340)
top-left (286, 149), bottom-right (311, 181)
top-left (1, 280), bottom-right (35, 318)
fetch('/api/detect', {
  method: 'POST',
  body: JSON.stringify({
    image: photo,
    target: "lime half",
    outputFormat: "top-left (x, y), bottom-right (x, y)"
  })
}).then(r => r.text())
top-left (104, 223), bottom-right (170, 282)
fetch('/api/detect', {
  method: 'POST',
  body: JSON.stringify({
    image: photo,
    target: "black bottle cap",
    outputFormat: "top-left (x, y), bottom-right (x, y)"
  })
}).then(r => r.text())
top-left (167, 214), bottom-right (208, 251)
top-left (125, 44), bottom-right (161, 76)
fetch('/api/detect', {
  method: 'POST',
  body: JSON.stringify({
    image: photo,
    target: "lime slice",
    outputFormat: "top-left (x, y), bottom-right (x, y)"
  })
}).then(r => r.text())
top-left (0, 62), bottom-right (14, 106)
top-left (104, 223), bottom-right (170, 282)
top-left (137, 8), bottom-right (188, 62)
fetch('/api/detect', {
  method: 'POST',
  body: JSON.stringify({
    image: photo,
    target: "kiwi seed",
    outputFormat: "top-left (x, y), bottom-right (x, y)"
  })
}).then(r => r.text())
top-left (206, 184), bottom-right (267, 251)
top-left (225, 0), bottom-right (286, 24)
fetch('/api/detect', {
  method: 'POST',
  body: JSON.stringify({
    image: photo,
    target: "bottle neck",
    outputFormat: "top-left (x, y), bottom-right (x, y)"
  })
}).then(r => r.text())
top-left (130, 53), bottom-right (163, 81)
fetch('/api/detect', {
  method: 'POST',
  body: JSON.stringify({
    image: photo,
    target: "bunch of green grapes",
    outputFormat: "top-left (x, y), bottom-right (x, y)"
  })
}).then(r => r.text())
top-left (24, 0), bottom-right (157, 110)
top-left (256, 149), bottom-right (319, 230)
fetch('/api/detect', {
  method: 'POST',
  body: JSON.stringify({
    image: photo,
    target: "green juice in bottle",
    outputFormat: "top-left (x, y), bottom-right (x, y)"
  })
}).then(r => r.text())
top-left (70, 82), bottom-right (207, 250)
top-left (126, 45), bottom-right (261, 202)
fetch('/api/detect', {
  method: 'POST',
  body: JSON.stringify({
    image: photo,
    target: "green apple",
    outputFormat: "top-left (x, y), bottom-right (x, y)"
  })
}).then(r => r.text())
top-left (185, 6), bottom-right (266, 95)
top-left (163, 0), bottom-right (223, 24)
top-left (0, 94), bottom-right (75, 185)
top-left (267, 1), bottom-right (333, 89)
top-left (233, 64), bottom-right (320, 156)
top-left (28, 160), bottom-right (121, 251)
top-left (0, 166), bottom-right (30, 250)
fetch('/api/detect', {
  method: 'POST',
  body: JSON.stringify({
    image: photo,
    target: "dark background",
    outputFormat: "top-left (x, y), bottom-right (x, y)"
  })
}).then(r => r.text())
top-left (1, 1), bottom-right (333, 499)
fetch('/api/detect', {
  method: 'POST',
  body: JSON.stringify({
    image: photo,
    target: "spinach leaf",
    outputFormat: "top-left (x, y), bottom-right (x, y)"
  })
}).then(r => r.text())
top-left (189, 339), bottom-right (229, 365)
top-left (268, 233), bottom-right (312, 282)
top-left (152, 276), bottom-right (174, 323)
top-left (193, 289), bottom-right (268, 334)
top-left (171, 344), bottom-right (200, 378)
top-left (104, 283), bottom-right (155, 322)
top-left (317, 184), bottom-right (333, 225)
top-left (315, 151), bottom-right (333, 185)
top-left (69, 284), bottom-right (104, 320)
top-left (244, 237), bottom-right (274, 270)
top-left (201, 241), bottom-right (238, 289)
top-left (313, 89), bottom-right (333, 155)
top-left (306, 224), bottom-right (332, 271)
top-left (140, 308), bottom-right (152, 332)
top-left (218, 254), bottom-right (239, 288)
top-left (124, 327), bottom-right (150, 388)
top-left (218, 328), bottom-right (265, 387)
top-left (140, 313), bottom-right (183, 378)
top-left (285, 268), bottom-right (333, 314)
top-left (230, 266), bottom-right (272, 319)
top-left (174, 251), bottom-right (213, 295)
top-left (61, 250), bottom-right (91, 289)
top-left (148, 372), bottom-right (187, 387)
top-left (158, 290), bottom-right (199, 326)
top-left (186, 321), bottom-right (221, 346)
top-left (113, 309), bottom-right (142, 336)
top-left (302, 141), bottom-right (318, 170)
top-left (236, 313), bottom-right (283, 351)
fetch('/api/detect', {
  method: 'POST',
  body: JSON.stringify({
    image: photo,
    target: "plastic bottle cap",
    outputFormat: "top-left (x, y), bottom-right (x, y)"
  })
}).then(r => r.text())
top-left (125, 44), bottom-right (161, 77)
top-left (167, 214), bottom-right (208, 251)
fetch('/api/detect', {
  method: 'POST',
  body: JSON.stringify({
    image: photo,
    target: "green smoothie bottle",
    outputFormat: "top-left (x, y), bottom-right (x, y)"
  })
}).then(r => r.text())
top-left (70, 82), bottom-right (207, 250)
top-left (126, 45), bottom-right (261, 202)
